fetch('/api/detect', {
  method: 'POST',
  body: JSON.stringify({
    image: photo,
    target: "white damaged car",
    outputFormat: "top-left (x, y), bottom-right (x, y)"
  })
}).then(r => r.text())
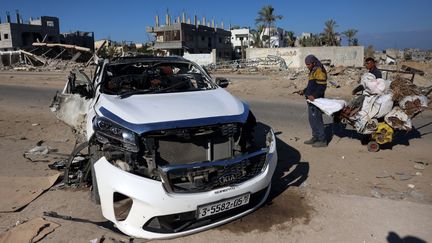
top-left (51, 56), bottom-right (277, 239)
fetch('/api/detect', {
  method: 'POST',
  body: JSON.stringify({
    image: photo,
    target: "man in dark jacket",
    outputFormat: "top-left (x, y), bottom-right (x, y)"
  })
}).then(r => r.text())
top-left (365, 57), bottom-right (382, 78)
top-left (352, 57), bottom-right (383, 95)
top-left (297, 55), bottom-right (328, 147)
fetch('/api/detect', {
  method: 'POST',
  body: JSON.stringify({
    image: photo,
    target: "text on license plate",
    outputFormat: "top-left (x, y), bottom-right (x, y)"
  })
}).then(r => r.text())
top-left (197, 193), bottom-right (250, 219)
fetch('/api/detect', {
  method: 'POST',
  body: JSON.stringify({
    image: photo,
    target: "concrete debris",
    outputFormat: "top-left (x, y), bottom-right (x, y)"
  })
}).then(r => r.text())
top-left (32, 42), bottom-right (92, 53)
top-left (0, 42), bottom-right (92, 71)
top-left (328, 66), bottom-right (345, 76)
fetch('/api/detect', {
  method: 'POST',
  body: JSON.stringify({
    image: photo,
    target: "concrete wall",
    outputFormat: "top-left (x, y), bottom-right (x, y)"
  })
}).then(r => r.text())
top-left (246, 46), bottom-right (364, 68)
top-left (183, 49), bottom-right (216, 66)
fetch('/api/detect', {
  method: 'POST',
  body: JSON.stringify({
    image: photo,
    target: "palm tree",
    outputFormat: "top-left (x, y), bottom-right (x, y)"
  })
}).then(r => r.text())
top-left (342, 29), bottom-right (358, 46)
top-left (285, 31), bottom-right (296, 47)
top-left (255, 5), bottom-right (283, 47)
top-left (365, 45), bottom-right (374, 59)
top-left (299, 34), bottom-right (322, 47)
top-left (250, 29), bottom-right (263, 48)
top-left (323, 19), bottom-right (340, 46)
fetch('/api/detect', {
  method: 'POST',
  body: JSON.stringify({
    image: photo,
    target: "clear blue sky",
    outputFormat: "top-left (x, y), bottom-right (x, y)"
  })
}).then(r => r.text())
top-left (1, 0), bottom-right (432, 50)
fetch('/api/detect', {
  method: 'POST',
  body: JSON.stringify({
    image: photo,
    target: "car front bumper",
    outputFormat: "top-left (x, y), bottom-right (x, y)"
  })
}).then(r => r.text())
top-left (94, 149), bottom-right (277, 239)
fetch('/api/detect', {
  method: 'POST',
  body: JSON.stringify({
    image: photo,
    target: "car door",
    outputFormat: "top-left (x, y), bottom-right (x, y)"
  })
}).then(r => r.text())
top-left (50, 69), bottom-right (95, 139)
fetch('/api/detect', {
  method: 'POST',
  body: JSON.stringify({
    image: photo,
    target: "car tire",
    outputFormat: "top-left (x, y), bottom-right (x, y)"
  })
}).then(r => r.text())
top-left (89, 145), bottom-right (101, 205)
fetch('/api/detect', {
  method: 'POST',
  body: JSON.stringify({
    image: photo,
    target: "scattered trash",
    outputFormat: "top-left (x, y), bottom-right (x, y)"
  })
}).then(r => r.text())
top-left (414, 161), bottom-right (428, 170)
top-left (47, 141), bottom-right (90, 187)
top-left (0, 173), bottom-right (61, 212)
top-left (48, 160), bottom-right (67, 170)
top-left (376, 171), bottom-right (392, 179)
top-left (26, 145), bottom-right (50, 155)
top-left (0, 217), bottom-right (60, 243)
top-left (395, 172), bottom-right (413, 181)
top-left (371, 188), bottom-right (383, 198)
top-left (329, 80), bottom-right (341, 88)
top-left (414, 164), bottom-right (426, 170)
top-left (408, 190), bottom-right (424, 200)
top-left (415, 172), bottom-right (422, 176)
top-left (407, 184), bottom-right (415, 189)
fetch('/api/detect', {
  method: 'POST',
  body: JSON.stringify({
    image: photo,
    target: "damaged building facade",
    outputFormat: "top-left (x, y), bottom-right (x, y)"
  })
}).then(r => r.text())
top-left (0, 11), bottom-right (94, 66)
top-left (146, 13), bottom-right (232, 60)
top-left (0, 11), bottom-right (60, 51)
top-left (0, 11), bottom-right (94, 51)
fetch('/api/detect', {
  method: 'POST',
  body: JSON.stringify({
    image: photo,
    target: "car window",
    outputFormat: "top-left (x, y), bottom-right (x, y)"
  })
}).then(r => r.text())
top-left (100, 61), bottom-right (215, 96)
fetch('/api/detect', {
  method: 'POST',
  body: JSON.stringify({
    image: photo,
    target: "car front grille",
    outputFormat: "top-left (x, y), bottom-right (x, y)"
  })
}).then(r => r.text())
top-left (159, 149), bottom-right (268, 193)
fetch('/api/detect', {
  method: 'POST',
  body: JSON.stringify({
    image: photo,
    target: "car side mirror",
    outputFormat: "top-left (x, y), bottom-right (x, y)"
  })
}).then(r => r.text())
top-left (215, 77), bottom-right (229, 88)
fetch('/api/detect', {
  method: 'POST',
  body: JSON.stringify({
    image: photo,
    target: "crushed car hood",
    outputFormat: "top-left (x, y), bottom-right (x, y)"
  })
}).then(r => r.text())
top-left (95, 88), bottom-right (249, 134)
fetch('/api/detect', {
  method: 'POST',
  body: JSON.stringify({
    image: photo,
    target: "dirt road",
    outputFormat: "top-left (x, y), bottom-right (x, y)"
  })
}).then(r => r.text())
top-left (0, 71), bottom-right (431, 242)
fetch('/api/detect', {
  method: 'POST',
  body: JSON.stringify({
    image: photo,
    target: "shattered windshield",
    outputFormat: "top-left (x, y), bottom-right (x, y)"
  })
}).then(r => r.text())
top-left (100, 61), bottom-right (216, 97)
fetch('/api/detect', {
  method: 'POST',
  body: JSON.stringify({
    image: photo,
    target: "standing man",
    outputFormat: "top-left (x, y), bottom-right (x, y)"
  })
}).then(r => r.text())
top-left (365, 57), bottom-right (382, 78)
top-left (297, 55), bottom-right (328, 147)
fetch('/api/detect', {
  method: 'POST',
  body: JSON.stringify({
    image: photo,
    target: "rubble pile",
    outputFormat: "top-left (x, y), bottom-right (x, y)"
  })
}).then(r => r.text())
top-left (0, 42), bottom-right (93, 72)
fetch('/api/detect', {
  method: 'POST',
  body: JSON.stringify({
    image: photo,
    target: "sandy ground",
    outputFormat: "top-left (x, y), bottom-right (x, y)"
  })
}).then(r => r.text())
top-left (0, 68), bottom-right (431, 242)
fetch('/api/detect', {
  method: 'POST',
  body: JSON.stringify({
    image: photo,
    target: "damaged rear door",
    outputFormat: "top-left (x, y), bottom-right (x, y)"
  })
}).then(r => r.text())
top-left (50, 69), bottom-right (94, 139)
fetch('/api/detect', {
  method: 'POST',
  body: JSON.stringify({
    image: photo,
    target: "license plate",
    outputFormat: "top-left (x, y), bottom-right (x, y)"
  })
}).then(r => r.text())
top-left (197, 193), bottom-right (250, 219)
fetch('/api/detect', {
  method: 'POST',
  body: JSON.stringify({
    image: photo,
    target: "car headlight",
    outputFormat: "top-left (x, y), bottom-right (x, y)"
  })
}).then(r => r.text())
top-left (262, 129), bottom-right (276, 172)
top-left (266, 129), bottom-right (276, 153)
top-left (93, 116), bottom-right (139, 152)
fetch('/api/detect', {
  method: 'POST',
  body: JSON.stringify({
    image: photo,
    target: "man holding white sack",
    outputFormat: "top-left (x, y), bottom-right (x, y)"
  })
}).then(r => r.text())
top-left (297, 55), bottom-right (328, 147)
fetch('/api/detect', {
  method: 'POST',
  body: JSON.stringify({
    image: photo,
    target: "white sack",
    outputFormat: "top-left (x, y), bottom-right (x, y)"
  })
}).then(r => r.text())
top-left (360, 73), bottom-right (391, 95)
top-left (307, 98), bottom-right (346, 116)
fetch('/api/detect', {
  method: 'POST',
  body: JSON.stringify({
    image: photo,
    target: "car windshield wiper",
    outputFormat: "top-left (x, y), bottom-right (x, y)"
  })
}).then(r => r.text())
top-left (119, 89), bottom-right (153, 99)
top-left (152, 80), bottom-right (190, 94)
top-left (119, 79), bottom-right (191, 98)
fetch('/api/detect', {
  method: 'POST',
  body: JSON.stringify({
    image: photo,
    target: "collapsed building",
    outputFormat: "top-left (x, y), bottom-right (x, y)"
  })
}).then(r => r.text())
top-left (146, 13), bottom-right (232, 60)
top-left (0, 11), bottom-right (94, 67)
top-left (0, 11), bottom-right (60, 51)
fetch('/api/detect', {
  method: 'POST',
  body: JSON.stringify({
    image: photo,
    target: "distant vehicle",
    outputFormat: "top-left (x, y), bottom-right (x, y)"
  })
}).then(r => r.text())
top-left (51, 55), bottom-right (278, 239)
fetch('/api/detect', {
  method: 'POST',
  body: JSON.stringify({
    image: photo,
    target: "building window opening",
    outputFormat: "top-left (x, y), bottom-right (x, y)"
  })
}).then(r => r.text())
top-left (4, 34), bottom-right (9, 39)
top-left (46, 21), bottom-right (54, 27)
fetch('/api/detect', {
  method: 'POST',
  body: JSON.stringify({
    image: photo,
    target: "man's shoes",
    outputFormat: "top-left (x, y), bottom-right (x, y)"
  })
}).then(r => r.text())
top-left (312, 141), bottom-right (328, 148)
top-left (304, 137), bottom-right (318, 145)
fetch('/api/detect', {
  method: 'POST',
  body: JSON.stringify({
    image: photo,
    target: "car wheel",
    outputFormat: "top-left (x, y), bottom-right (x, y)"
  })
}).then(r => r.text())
top-left (89, 145), bottom-right (101, 205)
